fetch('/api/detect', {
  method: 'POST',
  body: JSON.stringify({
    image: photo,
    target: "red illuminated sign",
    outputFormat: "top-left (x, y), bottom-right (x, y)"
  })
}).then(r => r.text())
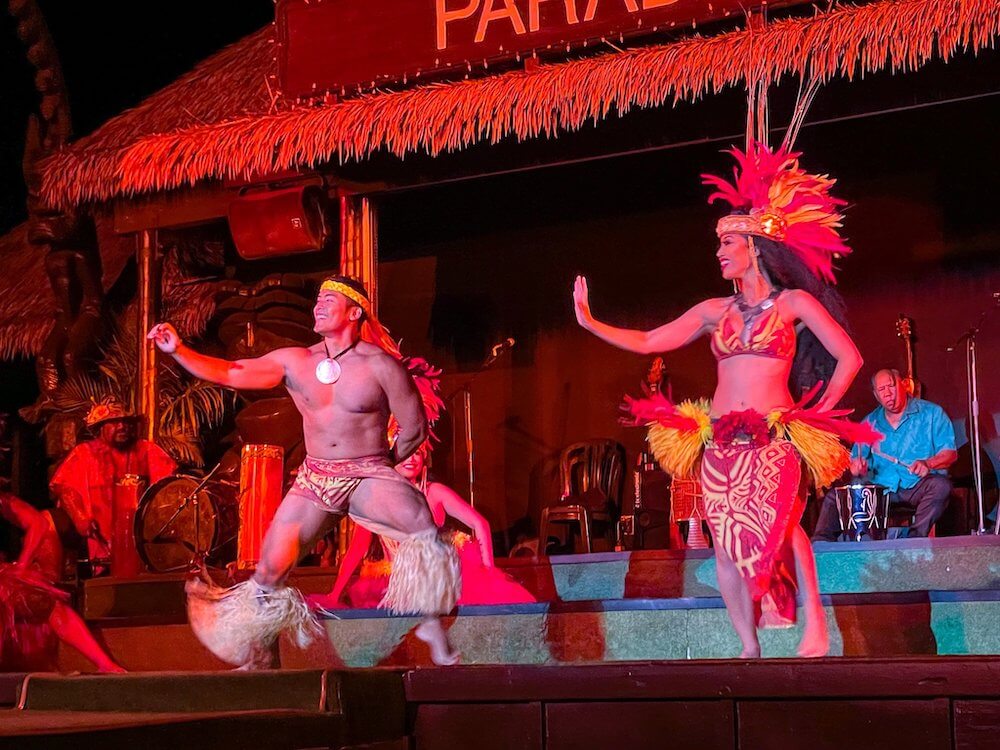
top-left (276, 0), bottom-right (806, 99)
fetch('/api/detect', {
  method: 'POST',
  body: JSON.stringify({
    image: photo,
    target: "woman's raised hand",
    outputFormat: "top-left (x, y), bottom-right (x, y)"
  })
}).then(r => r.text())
top-left (573, 275), bottom-right (593, 329)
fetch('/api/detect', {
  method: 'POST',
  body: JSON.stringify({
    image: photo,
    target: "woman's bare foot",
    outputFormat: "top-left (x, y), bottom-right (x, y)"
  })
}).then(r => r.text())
top-left (797, 609), bottom-right (829, 658)
top-left (415, 619), bottom-right (460, 666)
top-left (739, 643), bottom-right (761, 659)
top-left (97, 663), bottom-right (127, 674)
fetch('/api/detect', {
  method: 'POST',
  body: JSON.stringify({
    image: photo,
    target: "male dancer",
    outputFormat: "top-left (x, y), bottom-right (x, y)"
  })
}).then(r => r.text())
top-left (148, 276), bottom-right (460, 667)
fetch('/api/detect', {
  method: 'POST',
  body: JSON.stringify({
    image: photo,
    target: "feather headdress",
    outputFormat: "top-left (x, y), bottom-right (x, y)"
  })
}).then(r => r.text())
top-left (702, 142), bottom-right (849, 283)
top-left (388, 357), bottom-right (445, 448)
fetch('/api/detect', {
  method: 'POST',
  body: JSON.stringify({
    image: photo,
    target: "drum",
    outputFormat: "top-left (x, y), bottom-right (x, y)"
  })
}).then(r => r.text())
top-left (833, 483), bottom-right (889, 541)
top-left (236, 444), bottom-right (285, 570)
top-left (134, 475), bottom-right (238, 572)
top-left (669, 477), bottom-right (705, 522)
top-left (112, 474), bottom-right (146, 578)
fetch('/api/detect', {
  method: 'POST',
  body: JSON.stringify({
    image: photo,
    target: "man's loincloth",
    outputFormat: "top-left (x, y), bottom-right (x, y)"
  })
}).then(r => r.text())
top-left (292, 455), bottom-right (416, 539)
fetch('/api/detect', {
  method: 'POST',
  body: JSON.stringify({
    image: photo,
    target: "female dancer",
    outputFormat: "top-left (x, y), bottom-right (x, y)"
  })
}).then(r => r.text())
top-left (0, 491), bottom-right (125, 672)
top-left (573, 144), bottom-right (872, 658)
top-left (313, 441), bottom-right (535, 609)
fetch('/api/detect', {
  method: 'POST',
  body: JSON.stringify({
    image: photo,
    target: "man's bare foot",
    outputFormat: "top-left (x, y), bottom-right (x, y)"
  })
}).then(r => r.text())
top-left (797, 610), bottom-right (829, 658)
top-left (98, 663), bottom-right (127, 674)
top-left (415, 619), bottom-right (460, 666)
top-left (739, 644), bottom-right (761, 659)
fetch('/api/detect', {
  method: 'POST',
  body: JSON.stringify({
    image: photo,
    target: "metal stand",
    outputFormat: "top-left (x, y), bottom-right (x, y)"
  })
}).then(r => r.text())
top-left (151, 462), bottom-right (223, 568)
top-left (950, 294), bottom-right (997, 535)
top-left (447, 339), bottom-right (515, 509)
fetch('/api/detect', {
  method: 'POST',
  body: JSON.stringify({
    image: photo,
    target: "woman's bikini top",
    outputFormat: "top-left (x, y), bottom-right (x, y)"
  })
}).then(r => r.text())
top-left (710, 293), bottom-right (796, 362)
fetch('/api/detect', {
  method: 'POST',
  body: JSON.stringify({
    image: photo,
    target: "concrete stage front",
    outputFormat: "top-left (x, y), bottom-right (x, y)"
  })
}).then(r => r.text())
top-left (56, 536), bottom-right (1000, 672)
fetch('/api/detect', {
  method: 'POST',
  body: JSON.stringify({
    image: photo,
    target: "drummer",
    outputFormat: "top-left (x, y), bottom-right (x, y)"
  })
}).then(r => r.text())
top-left (49, 399), bottom-right (176, 570)
top-left (813, 369), bottom-right (957, 541)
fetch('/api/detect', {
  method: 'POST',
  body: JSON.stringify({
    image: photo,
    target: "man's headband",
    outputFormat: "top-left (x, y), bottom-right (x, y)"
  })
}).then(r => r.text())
top-left (319, 279), bottom-right (371, 315)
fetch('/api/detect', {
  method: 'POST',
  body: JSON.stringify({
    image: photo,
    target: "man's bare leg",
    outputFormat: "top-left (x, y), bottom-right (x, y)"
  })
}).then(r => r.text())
top-left (349, 478), bottom-right (459, 665)
top-left (48, 602), bottom-right (126, 673)
top-left (254, 491), bottom-right (340, 589)
top-left (223, 491), bottom-right (339, 668)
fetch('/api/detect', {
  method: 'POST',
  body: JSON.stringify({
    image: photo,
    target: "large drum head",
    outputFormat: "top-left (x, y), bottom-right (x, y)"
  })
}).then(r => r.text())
top-left (135, 476), bottom-right (231, 572)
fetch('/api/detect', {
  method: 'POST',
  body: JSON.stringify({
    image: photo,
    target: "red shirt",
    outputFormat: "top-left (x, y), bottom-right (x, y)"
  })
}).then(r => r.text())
top-left (50, 439), bottom-right (176, 556)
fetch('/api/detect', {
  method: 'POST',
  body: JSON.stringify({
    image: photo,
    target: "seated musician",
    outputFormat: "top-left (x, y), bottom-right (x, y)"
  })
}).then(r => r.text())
top-left (49, 399), bottom-right (176, 569)
top-left (813, 368), bottom-right (957, 540)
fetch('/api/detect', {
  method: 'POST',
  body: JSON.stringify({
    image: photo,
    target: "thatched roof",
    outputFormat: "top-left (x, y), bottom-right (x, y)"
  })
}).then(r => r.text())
top-left (40, 0), bottom-right (1000, 210)
top-left (0, 221), bottom-right (134, 359)
top-left (0, 224), bottom-right (53, 359)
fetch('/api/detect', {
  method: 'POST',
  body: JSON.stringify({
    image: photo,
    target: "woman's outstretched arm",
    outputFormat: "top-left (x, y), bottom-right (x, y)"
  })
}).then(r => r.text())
top-left (573, 276), bottom-right (722, 355)
top-left (428, 483), bottom-right (495, 568)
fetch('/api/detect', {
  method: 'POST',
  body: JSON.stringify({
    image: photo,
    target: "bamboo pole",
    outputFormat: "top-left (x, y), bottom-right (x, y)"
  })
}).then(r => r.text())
top-left (136, 229), bottom-right (160, 441)
top-left (337, 194), bottom-right (378, 561)
top-left (338, 194), bottom-right (378, 313)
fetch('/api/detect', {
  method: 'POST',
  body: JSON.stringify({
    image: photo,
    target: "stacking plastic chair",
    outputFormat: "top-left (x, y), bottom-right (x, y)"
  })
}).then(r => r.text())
top-left (539, 439), bottom-right (626, 555)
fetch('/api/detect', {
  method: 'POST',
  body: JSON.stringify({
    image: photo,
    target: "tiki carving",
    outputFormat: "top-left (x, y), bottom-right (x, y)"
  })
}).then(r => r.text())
top-left (9, 0), bottom-right (105, 394)
top-left (209, 275), bottom-right (319, 481)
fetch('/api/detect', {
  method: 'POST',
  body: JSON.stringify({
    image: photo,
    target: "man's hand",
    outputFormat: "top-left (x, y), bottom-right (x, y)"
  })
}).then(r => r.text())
top-left (147, 322), bottom-right (180, 354)
top-left (909, 459), bottom-right (931, 478)
top-left (849, 456), bottom-right (868, 477)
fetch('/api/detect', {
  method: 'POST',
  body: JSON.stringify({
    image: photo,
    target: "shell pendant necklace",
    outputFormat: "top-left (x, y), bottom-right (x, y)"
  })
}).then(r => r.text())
top-left (315, 337), bottom-right (359, 384)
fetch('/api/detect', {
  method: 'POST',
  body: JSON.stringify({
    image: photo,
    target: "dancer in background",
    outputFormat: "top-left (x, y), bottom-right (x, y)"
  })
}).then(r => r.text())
top-left (0, 491), bottom-right (125, 672)
top-left (574, 144), bottom-right (876, 657)
top-left (149, 276), bottom-right (461, 667)
top-left (313, 440), bottom-right (535, 609)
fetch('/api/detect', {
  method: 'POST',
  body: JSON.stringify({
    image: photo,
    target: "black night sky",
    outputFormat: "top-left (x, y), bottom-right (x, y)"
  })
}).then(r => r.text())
top-left (0, 1), bottom-right (274, 233)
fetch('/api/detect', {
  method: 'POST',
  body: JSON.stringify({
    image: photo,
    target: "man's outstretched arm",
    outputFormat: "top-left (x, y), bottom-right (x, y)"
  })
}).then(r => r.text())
top-left (148, 322), bottom-right (285, 390)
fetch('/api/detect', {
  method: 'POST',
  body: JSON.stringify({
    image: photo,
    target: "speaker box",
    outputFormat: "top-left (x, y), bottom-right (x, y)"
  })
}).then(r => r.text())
top-left (634, 467), bottom-right (671, 549)
top-left (228, 185), bottom-right (329, 260)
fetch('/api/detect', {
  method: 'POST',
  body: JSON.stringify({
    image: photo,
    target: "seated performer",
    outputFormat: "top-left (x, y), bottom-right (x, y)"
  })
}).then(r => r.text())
top-left (312, 441), bottom-right (536, 609)
top-left (49, 400), bottom-right (176, 569)
top-left (575, 143), bottom-right (876, 658)
top-left (148, 276), bottom-right (461, 668)
top-left (813, 368), bottom-right (957, 540)
top-left (0, 491), bottom-right (125, 672)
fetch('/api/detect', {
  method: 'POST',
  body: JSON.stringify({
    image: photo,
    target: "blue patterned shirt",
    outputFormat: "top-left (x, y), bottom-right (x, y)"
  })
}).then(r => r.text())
top-left (851, 398), bottom-right (956, 493)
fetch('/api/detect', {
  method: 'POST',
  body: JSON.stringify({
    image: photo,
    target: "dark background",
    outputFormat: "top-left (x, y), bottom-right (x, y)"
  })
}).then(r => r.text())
top-left (1, 3), bottom-right (998, 535)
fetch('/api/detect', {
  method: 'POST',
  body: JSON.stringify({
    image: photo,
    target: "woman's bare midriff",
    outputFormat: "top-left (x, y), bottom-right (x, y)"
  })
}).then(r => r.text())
top-left (711, 355), bottom-right (795, 417)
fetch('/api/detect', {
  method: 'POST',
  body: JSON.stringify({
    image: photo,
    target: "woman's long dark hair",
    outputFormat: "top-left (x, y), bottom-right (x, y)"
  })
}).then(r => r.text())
top-left (752, 235), bottom-right (849, 402)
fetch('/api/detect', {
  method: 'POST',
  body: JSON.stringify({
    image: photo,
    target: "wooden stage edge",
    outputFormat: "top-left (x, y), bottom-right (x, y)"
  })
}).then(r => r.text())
top-left (403, 657), bottom-right (1000, 750)
top-left (4, 658), bottom-right (1000, 749)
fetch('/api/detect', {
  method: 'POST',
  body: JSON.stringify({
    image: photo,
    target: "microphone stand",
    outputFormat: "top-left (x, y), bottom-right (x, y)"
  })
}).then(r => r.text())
top-left (950, 299), bottom-right (994, 535)
top-left (446, 342), bottom-right (513, 509)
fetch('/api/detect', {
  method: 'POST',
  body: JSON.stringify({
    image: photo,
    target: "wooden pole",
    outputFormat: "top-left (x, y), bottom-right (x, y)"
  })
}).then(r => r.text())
top-left (338, 194), bottom-right (378, 312)
top-left (336, 194), bottom-right (379, 562)
top-left (136, 229), bottom-right (160, 441)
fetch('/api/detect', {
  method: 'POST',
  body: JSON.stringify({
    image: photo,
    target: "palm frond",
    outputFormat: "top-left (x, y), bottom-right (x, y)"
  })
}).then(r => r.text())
top-left (156, 430), bottom-right (204, 467)
top-left (159, 379), bottom-right (236, 437)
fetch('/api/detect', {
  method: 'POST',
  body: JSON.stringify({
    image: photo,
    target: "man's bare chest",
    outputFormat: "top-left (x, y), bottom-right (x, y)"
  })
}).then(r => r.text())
top-left (285, 359), bottom-right (386, 414)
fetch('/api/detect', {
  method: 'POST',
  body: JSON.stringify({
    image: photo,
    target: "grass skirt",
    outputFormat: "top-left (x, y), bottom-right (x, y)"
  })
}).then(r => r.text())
top-left (379, 529), bottom-right (461, 616)
top-left (186, 576), bottom-right (323, 668)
